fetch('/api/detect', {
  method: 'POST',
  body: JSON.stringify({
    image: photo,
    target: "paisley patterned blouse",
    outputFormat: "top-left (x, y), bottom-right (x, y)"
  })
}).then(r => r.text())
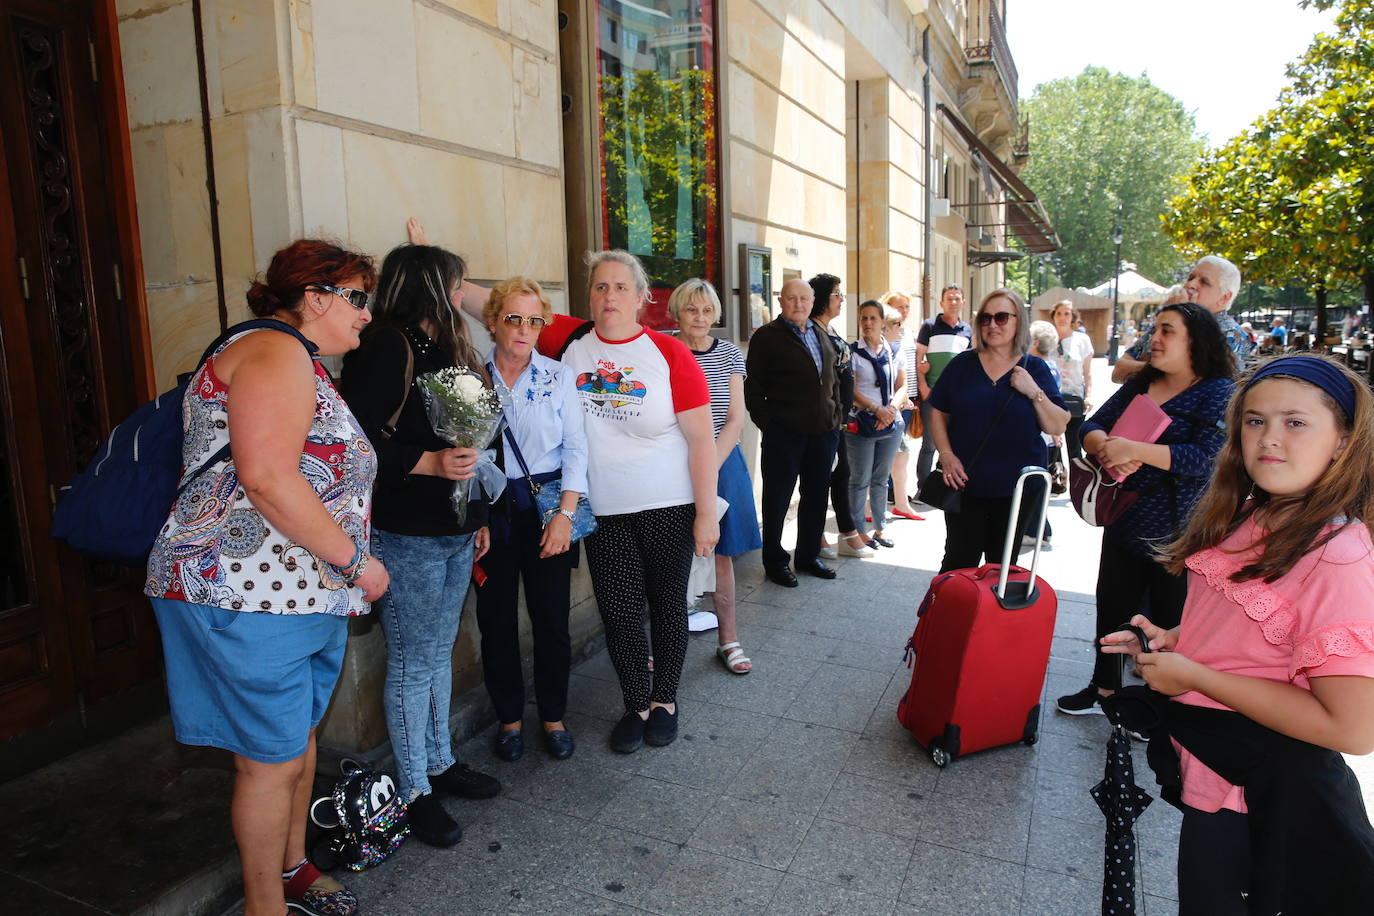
top-left (144, 329), bottom-right (377, 616)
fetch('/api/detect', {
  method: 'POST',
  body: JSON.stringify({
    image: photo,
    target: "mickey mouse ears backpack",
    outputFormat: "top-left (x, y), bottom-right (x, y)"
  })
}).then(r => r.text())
top-left (309, 760), bottom-right (409, 871)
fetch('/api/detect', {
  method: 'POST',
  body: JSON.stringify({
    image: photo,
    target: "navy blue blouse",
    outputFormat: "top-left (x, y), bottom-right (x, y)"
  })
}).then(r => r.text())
top-left (1080, 375), bottom-right (1234, 556)
top-left (927, 350), bottom-right (1065, 499)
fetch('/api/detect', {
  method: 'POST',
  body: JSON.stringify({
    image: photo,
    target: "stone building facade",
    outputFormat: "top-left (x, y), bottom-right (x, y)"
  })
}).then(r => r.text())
top-left (0, 0), bottom-right (1051, 769)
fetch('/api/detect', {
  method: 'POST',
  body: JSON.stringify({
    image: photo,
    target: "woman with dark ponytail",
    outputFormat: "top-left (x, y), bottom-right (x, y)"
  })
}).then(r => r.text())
top-left (340, 243), bottom-right (502, 848)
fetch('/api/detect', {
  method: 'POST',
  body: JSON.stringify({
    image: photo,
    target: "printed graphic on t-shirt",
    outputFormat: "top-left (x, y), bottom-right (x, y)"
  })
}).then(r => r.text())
top-left (576, 361), bottom-right (648, 409)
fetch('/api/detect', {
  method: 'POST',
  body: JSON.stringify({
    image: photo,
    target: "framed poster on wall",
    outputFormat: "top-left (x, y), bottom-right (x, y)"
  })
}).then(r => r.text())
top-left (739, 244), bottom-right (772, 338)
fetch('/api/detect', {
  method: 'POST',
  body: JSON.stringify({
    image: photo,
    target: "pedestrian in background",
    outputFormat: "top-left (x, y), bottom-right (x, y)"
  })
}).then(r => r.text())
top-left (915, 284), bottom-right (973, 491)
top-left (881, 298), bottom-right (924, 521)
top-left (846, 300), bottom-right (907, 550)
top-left (1049, 300), bottom-right (1093, 460)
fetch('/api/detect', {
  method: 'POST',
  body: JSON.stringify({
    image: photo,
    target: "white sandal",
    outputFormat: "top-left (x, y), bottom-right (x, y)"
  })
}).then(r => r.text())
top-left (716, 642), bottom-right (752, 675)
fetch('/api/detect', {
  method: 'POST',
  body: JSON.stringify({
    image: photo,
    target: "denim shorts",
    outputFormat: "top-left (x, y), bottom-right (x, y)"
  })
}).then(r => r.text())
top-left (150, 598), bottom-right (348, 763)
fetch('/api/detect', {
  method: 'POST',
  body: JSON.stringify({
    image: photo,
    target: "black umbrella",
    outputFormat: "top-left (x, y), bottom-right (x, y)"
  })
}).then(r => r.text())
top-left (1091, 624), bottom-right (1154, 915)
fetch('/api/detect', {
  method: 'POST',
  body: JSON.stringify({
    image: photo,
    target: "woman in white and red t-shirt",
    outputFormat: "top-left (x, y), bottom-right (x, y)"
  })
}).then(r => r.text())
top-left (562, 251), bottom-right (719, 754)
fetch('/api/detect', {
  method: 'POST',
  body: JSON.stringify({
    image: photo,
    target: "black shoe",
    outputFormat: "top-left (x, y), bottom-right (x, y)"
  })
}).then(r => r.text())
top-left (407, 793), bottom-right (463, 847)
top-left (429, 762), bottom-right (502, 799)
top-left (1055, 686), bottom-right (1106, 717)
top-left (610, 711), bottom-right (645, 754)
top-left (544, 729), bottom-right (575, 760)
top-left (494, 730), bottom-right (524, 762)
top-left (765, 565), bottom-right (799, 588)
top-left (644, 706), bottom-right (679, 747)
top-left (795, 558), bottom-right (837, 579)
top-left (869, 535), bottom-right (895, 548)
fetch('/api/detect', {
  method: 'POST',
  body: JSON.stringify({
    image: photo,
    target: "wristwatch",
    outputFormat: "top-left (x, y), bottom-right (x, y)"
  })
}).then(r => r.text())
top-left (544, 507), bottom-right (577, 526)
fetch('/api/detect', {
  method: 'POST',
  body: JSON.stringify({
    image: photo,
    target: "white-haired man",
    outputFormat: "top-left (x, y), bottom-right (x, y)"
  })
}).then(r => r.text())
top-left (1111, 256), bottom-right (1249, 383)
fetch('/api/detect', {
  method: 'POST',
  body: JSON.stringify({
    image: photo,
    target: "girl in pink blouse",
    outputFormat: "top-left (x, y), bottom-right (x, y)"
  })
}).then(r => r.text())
top-left (1103, 354), bottom-right (1374, 914)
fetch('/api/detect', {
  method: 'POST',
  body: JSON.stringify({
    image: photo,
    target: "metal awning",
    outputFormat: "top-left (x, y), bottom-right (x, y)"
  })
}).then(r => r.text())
top-left (937, 104), bottom-right (1060, 254)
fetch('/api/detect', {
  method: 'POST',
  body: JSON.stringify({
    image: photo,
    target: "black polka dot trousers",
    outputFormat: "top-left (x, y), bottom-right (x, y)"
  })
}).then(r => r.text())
top-left (584, 503), bottom-right (696, 713)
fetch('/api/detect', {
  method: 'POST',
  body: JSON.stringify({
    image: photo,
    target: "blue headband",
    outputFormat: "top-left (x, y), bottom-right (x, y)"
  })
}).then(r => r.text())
top-left (1244, 356), bottom-right (1357, 421)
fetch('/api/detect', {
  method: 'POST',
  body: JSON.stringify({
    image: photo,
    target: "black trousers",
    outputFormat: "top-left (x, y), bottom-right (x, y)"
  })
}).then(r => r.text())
top-left (829, 433), bottom-right (854, 535)
top-left (760, 425), bottom-right (840, 569)
top-left (1091, 536), bottom-right (1188, 689)
top-left (938, 493), bottom-right (1015, 573)
top-left (1178, 805), bottom-right (1250, 915)
top-left (474, 505), bottom-right (576, 725)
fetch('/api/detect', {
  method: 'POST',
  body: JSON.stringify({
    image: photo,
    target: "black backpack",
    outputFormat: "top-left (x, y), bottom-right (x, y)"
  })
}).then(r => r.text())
top-left (50, 319), bottom-right (314, 565)
top-left (309, 760), bottom-right (410, 871)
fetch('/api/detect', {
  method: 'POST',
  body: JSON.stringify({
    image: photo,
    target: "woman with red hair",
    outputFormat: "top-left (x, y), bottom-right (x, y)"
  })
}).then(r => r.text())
top-left (145, 239), bottom-right (388, 916)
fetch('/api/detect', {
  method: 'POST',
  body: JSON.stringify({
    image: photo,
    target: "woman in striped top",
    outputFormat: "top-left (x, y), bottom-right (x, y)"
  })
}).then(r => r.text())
top-left (671, 279), bottom-right (762, 674)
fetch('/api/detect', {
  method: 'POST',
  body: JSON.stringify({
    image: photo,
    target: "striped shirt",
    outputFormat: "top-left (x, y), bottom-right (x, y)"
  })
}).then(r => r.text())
top-left (684, 336), bottom-right (746, 436)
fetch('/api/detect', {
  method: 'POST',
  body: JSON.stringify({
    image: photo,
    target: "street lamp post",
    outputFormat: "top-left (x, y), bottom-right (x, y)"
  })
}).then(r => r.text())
top-left (1109, 220), bottom-right (1124, 365)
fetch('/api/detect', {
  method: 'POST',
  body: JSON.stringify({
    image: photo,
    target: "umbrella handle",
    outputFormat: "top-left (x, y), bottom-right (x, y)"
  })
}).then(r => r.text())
top-left (1115, 622), bottom-right (1153, 654)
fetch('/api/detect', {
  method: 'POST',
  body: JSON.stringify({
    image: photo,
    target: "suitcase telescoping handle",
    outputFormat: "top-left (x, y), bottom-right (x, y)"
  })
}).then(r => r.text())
top-left (995, 466), bottom-right (1052, 610)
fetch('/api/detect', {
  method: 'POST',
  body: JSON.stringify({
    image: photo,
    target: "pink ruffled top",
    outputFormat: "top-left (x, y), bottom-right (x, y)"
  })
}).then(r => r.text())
top-left (1172, 515), bottom-right (1374, 813)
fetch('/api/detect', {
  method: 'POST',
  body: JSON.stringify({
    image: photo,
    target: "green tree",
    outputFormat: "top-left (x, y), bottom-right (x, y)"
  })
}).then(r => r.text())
top-left (1163, 0), bottom-right (1373, 333)
top-left (1020, 68), bottom-right (1204, 289)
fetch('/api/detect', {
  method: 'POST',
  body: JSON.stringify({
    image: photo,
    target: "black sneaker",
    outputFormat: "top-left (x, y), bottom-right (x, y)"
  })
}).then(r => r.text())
top-left (610, 711), bottom-right (645, 754)
top-left (429, 762), bottom-right (502, 799)
top-left (644, 706), bottom-right (679, 747)
top-left (1055, 686), bottom-right (1106, 716)
top-left (407, 792), bottom-right (462, 847)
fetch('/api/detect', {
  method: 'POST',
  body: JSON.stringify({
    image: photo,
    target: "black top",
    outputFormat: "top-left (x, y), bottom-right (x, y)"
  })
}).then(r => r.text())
top-left (340, 325), bottom-right (489, 536)
top-left (744, 317), bottom-right (842, 434)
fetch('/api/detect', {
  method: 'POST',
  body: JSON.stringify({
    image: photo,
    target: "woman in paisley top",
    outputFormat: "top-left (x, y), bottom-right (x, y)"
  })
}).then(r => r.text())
top-left (145, 239), bottom-right (387, 916)
top-left (340, 243), bottom-right (503, 849)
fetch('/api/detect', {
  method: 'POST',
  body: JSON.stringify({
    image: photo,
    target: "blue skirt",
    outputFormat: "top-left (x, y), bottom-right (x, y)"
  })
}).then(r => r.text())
top-left (716, 444), bottom-right (763, 558)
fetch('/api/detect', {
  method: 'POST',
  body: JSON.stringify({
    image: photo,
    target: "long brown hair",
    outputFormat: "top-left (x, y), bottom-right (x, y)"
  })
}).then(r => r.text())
top-left (1161, 354), bottom-right (1374, 582)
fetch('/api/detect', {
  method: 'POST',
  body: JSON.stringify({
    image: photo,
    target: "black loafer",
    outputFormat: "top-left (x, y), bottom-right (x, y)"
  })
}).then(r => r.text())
top-left (610, 711), bottom-right (645, 754)
top-left (407, 792), bottom-right (463, 847)
top-left (644, 706), bottom-right (679, 747)
top-left (870, 536), bottom-right (895, 549)
top-left (429, 762), bottom-right (502, 799)
top-left (796, 558), bottom-right (837, 579)
top-left (544, 729), bottom-right (575, 760)
top-left (494, 730), bottom-right (524, 762)
top-left (765, 565), bottom-right (799, 588)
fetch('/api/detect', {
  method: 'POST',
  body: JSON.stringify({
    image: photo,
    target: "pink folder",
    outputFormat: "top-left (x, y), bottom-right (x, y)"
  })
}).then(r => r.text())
top-left (1105, 395), bottom-right (1172, 481)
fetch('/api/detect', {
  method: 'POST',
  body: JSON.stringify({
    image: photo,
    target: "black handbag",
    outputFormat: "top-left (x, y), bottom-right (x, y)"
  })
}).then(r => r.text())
top-left (1062, 393), bottom-right (1086, 419)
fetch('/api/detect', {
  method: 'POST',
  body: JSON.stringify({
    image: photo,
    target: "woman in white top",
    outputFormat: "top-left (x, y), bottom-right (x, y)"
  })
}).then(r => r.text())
top-left (1050, 300), bottom-right (1094, 459)
top-left (845, 300), bottom-right (907, 548)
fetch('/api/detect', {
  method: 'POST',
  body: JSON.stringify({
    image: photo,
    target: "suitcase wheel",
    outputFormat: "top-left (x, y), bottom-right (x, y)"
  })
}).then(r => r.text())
top-left (929, 739), bottom-right (951, 768)
top-left (1022, 733), bottom-right (1038, 746)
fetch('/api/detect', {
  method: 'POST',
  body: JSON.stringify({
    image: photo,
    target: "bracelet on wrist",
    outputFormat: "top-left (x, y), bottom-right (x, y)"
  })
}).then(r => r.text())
top-left (341, 552), bottom-right (369, 587)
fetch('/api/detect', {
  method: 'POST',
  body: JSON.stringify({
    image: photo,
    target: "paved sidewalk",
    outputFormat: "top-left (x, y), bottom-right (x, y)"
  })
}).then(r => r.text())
top-left (335, 492), bottom-right (1182, 916)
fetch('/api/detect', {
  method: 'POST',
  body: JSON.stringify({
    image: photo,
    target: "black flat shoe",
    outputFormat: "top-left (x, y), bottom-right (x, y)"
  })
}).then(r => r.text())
top-left (407, 792), bottom-right (463, 847)
top-left (795, 558), bottom-right (837, 579)
top-left (544, 729), bottom-right (575, 760)
top-left (765, 565), bottom-right (799, 588)
top-left (610, 711), bottom-right (645, 754)
top-left (429, 762), bottom-right (501, 799)
top-left (494, 730), bottom-right (524, 762)
top-left (644, 706), bottom-right (678, 747)
top-left (869, 535), bottom-right (895, 549)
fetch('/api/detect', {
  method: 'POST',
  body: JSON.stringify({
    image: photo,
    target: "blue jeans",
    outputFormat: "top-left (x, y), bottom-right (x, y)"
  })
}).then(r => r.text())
top-left (372, 528), bottom-right (476, 802)
top-left (845, 426), bottom-right (902, 536)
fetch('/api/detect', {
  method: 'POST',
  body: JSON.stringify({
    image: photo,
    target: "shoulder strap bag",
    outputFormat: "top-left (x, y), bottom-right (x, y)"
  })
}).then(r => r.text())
top-left (502, 427), bottom-right (597, 542)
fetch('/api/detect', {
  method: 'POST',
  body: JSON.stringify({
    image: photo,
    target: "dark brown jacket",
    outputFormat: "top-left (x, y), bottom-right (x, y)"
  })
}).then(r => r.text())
top-left (744, 316), bottom-right (842, 434)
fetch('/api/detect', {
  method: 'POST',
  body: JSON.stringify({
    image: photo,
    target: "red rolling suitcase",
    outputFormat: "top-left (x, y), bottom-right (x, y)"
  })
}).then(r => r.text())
top-left (897, 467), bottom-right (1057, 767)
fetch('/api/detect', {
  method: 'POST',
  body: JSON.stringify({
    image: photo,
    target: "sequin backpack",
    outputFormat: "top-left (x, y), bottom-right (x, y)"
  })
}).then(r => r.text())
top-left (309, 760), bottom-right (409, 871)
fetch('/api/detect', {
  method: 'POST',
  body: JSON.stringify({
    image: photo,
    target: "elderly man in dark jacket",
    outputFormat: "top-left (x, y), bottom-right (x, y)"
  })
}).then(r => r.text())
top-left (745, 278), bottom-right (843, 587)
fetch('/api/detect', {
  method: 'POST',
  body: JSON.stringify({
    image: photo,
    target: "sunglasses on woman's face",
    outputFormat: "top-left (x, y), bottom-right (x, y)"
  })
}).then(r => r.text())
top-left (977, 311), bottom-right (1015, 327)
top-left (500, 314), bottom-right (548, 328)
top-left (311, 284), bottom-right (371, 310)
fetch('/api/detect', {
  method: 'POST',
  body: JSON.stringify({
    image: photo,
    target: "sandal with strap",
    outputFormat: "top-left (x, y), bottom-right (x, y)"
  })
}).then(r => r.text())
top-left (285, 860), bottom-right (358, 916)
top-left (716, 642), bottom-right (752, 675)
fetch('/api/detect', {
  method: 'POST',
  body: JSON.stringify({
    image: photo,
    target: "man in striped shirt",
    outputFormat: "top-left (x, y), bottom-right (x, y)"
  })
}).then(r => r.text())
top-left (914, 284), bottom-right (973, 485)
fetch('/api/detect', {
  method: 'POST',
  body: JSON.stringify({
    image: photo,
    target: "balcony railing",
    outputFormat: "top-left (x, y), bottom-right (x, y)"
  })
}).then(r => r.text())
top-left (964, 1), bottom-right (1018, 118)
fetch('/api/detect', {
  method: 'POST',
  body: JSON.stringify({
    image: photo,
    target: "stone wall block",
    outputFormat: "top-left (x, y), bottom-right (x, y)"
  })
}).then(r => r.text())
top-left (289, 0), bottom-right (318, 109)
top-left (428, 0), bottom-right (499, 27)
top-left (313, 0), bottom-right (419, 132)
top-left (146, 282), bottom-right (225, 389)
top-left (119, 2), bottom-right (201, 129)
top-left (206, 113), bottom-right (257, 308)
top-left (213, 0), bottom-right (285, 114)
top-left (295, 119), bottom-right (348, 237)
top-left (512, 50), bottom-right (562, 169)
top-left (416, 6), bottom-right (514, 154)
top-left (502, 166), bottom-right (566, 282)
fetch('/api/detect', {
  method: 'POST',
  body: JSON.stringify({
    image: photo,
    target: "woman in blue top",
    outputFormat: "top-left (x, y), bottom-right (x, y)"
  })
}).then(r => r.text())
top-left (926, 288), bottom-right (1069, 572)
top-left (1056, 302), bottom-right (1235, 716)
top-left (475, 277), bottom-right (589, 762)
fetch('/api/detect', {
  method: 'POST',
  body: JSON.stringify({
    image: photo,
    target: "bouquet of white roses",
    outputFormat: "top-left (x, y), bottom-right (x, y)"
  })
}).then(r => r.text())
top-left (417, 366), bottom-right (506, 525)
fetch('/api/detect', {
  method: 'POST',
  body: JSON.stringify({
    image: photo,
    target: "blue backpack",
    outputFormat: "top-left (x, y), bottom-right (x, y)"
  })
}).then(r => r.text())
top-left (51, 319), bottom-right (315, 566)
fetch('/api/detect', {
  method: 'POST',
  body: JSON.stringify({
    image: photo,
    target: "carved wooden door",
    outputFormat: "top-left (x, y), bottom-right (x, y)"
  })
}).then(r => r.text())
top-left (0, 0), bottom-right (161, 743)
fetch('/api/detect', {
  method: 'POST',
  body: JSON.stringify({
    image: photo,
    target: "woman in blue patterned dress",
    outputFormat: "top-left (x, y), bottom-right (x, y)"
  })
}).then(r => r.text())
top-left (671, 279), bottom-right (762, 674)
top-left (145, 240), bottom-right (386, 916)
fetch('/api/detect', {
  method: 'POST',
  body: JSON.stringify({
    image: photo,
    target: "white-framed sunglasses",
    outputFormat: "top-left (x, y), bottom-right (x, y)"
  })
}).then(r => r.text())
top-left (311, 284), bottom-right (371, 311)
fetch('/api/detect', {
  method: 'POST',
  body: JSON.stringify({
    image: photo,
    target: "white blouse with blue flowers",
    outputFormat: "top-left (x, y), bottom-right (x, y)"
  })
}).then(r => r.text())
top-left (484, 348), bottom-right (590, 495)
